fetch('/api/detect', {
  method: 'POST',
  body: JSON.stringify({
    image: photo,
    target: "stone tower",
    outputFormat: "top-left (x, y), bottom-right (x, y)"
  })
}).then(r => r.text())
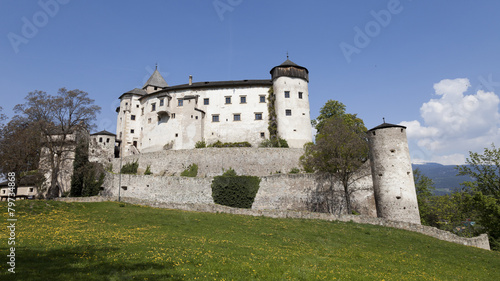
top-left (367, 122), bottom-right (421, 224)
top-left (270, 58), bottom-right (312, 148)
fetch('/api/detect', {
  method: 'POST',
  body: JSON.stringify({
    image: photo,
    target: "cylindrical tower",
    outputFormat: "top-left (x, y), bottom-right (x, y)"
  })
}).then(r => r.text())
top-left (270, 59), bottom-right (312, 148)
top-left (367, 122), bottom-right (421, 224)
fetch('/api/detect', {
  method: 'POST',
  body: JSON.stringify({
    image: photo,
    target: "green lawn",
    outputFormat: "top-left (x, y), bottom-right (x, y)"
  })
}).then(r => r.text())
top-left (1, 200), bottom-right (499, 280)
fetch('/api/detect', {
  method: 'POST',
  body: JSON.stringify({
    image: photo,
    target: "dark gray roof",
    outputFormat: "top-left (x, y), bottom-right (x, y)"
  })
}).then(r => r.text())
top-left (118, 88), bottom-right (147, 99)
top-left (91, 130), bottom-right (116, 136)
top-left (270, 59), bottom-right (309, 82)
top-left (143, 69), bottom-right (169, 88)
top-left (140, 79), bottom-right (272, 100)
top-left (368, 122), bottom-right (406, 132)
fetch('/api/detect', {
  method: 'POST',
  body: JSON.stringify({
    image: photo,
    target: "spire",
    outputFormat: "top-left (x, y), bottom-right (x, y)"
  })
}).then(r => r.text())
top-left (286, 51), bottom-right (289, 60)
top-left (143, 68), bottom-right (168, 89)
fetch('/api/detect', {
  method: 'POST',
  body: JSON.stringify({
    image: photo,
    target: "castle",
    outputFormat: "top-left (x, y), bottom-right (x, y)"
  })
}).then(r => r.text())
top-left (33, 58), bottom-right (421, 226)
top-left (115, 59), bottom-right (313, 156)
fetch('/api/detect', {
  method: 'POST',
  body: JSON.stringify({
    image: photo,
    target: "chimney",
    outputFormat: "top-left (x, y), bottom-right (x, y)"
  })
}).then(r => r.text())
top-left (189, 75), bottom-right (193, 86)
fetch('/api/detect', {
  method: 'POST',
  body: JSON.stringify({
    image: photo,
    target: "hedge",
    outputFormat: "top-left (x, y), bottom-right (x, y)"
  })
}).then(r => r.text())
top-left (211, 171), bottom-right (260, 209)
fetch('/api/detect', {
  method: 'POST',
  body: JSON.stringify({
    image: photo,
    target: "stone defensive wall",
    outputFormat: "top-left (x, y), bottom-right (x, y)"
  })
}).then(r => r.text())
top-left (111, 147), bottom-right (306, 177)
top-left (55, 195), bottom-right (490, 250)
top-left (101, 173), bottom-right (377, 217)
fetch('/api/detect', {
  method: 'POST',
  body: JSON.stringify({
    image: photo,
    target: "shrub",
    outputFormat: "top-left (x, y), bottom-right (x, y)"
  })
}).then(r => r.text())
top-left (180, 164), bottom-right (198, 177)
top-left (208, 141), bottom-right (252, 148)
top-left (144, 165), bottom-right (153, 175)
top-left (121, 160), bottom-right (139, 174)
top-left (259, 137), bottom-right (289, 148)
top-left (289, 167), bottom-right (300, 174)
top-left (211, 170), bottom-right (261, 209)
top-left (195, 139), bottom-right (207, 148)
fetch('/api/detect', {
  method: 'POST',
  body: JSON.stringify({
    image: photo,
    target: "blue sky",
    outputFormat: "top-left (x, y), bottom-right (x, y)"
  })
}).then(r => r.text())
top-left (1, 0), bottom-right (500, 165)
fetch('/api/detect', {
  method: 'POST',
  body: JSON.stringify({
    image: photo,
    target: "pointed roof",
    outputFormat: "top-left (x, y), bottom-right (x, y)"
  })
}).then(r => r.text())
top-left (125, 88), bottom-right (147, 95)
top-left (368, 122), bottom-right (406, 132)
top-left (279, 59), bottom-right (300, 67)
top-left (91, 130), bottom-right (116, 136)
top-left (143, 69), bottom-right (168, 88)
top-left (270, 58), bottom-right (309, 82)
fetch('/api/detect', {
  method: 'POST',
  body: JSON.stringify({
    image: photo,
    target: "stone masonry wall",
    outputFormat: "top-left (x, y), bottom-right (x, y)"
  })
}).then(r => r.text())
top-left (111, 147), bottom-right (305, 177)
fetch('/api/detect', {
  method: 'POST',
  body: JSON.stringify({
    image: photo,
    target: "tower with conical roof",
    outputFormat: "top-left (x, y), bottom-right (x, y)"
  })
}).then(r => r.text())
top-left (367, 122), bottom-right (421, 224)
top-left (270, 57), bottom-right (312, 148)
top-left (142, 68), bottom-right (169, 94)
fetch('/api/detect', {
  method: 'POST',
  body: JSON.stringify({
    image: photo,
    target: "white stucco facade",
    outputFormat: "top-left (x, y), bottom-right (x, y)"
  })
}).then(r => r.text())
top-left (116, 60), bottom-right (313, 156)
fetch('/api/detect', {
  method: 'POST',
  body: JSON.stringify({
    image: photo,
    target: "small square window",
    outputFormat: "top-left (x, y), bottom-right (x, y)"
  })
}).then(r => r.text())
top-left (298, 92), bottom-right (303, 99)
top-left (240, 96), bottom-right (246, 104)
top-left (175, 133), bottom-right (178, 137)
top-left (136, 104), bottom-right (139, 108)
top-left (234, 114), bottom-right (241, 121)
top-left (259, 95), bottom-right (266, 103)
top-left (171, 113), bottom-right (176, 119)
top-left (204, 98), bottom-right (209, 105)
top-left (151, 103), bottom-right (156, 112)
top-left (160, 99), bottom-right (164, 106)
top-left (178, 99), bottom-right (183, 106)
top-left (212, 115), bottom-right (220, 122)
top-left (284, 91), bottom-right (290, 98)
top-left (286, 109), bottom-right (292, 116)
top-left (141, 108), bottom-right (144, 115)
top-left (99, 137), bottom-right (102, 143)
top-left (255, 113), bottom-right (263, 120)
top-left (131, 115), bottom-right (136, 120)
top-left (225, 97), bottom-right (231, 104)
top-left (106, 138), bottom-right (110, 143)
top-left (29, 187), bottom-right (34, 193)
top-left (131, 129), bottom-right (135, 134)
top-left (154, 86), bottom-right (158, 91)
top-left (260, 132), bottom-right (265, 138)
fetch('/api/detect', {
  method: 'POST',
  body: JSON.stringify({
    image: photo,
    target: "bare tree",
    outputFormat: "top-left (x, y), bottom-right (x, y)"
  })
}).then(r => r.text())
top-left (301, 116), bottom-right (369, 214)
top-left (14, 88), bottom-right (100, 199)
top-left (0, 116), bottom-right (43, 192)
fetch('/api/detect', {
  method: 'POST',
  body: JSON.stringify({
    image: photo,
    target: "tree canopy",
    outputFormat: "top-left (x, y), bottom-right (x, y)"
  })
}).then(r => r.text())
top-left (302, 100), bottom-right (369, 214)
top-left (14, 88), bottom-right (100, 198)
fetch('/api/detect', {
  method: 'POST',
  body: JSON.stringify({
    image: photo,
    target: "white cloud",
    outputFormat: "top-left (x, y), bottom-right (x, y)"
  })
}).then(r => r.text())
top-left (401, 78), bottom-right (500, 165)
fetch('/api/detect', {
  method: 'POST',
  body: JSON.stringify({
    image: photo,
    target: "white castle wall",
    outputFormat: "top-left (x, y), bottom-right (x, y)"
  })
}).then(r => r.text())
top-left (273, 76), bottom-right (313, 148)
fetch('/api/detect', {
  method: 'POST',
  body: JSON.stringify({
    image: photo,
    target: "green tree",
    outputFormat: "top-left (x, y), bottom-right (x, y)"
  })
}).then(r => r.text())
top-left (457, 144), bottom-right (500, 250)
top-left (301, 115), bottom-right (369, 214)
top-left (312, 100), bottom-right (367, 134)
top-left (70, 131), bottom-right (105, 197)
top-left (413, 168), bottom-right (436, 225)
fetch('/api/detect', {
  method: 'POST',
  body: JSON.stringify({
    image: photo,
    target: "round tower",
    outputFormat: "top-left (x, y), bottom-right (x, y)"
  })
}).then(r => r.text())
top-left (367, 122), bottom-right (421, 224)
top-left (270, 58), bottom-right (312, 148)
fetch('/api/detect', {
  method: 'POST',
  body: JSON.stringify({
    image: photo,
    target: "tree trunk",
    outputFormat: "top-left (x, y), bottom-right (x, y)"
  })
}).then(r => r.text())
top-left (344, 182), bottom-right (352, 215)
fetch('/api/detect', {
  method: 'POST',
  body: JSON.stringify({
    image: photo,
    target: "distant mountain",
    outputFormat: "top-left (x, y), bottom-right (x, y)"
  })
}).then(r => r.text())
top-left (412, 163), bottom-right (474, 196)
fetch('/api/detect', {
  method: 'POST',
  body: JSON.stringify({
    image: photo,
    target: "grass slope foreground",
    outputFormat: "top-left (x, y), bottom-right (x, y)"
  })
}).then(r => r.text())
top-left (1, 200), bottom-right (499, 280)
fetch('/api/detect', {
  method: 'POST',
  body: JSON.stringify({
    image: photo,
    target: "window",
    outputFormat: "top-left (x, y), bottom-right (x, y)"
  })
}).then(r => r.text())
top-left (260, 95), bottom-right (266, 103)
top-left (154, 87), bottom-right (158, 91)
top-left (233, 114), bottom-right (241, 121)
top-left (284, 91), bottom-right (290, 98)
top-left (212, 114), bottom-right (220, 122)
top-left (171, 113), bottom-right (176, 119)
top-left (131, 115), bottom-right (136, 120)
top-left (136, 104), bottom-right (139, 108)
top-left (260, 132), bottom-right (265, 138)
top-left (151, 103), bottom-right (156, 112)
top-left (286, 109), bottom-right (292, 116)
top-left (148, 118), bottom-right (151, 124)
top-left (141, 108), bottom-right (144, 115)
top-left (240, 96), bottom-right (246, 104)
top-left (29, 187), bottom-right (34, 193)
top-left (225, 97), bottom-right (231, 104)
top-left (255, 113), bottom-right (263, 120)
top-left (178, 99), bottom-right (183, 106)
top-left (175, 133), bottom-right (178, 137)
top-left (203, 98), bottom-right (209, 105)
top-left (99, 137), bottom-right (102, 143)
top-left (131, 129), bottom-right (135, 134)
top-left (298, 92), bottom-right (303, 99)
top-left (160, 99), bottom-right (164, 106)
top-left (106, 138), bottom-right (110, 143)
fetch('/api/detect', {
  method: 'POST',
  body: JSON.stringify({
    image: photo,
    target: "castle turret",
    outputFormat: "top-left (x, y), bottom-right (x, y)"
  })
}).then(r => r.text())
top-left (270, 58), bottom-right (312, 148)
top-left (143, 68), bottom-right (168, 94)
top-left (116, 88), bottom-right (146, 157)
top-left (367, 122), bottom-right (421, 224)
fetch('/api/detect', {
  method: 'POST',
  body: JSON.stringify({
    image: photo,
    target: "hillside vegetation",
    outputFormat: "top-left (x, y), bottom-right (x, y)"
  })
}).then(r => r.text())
top-left (1, 200), bottom-right (499, 280)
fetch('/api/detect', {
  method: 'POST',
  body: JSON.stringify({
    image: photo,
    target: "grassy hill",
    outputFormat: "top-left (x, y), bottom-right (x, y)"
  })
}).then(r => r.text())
top-left (1, 200), bottom-right (499, 280)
